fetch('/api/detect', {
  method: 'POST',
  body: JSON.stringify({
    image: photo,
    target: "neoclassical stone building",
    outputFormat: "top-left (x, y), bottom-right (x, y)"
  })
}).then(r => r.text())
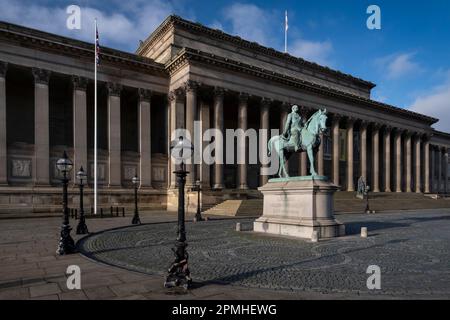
top-left (0, 15), bottom-right (449, 213)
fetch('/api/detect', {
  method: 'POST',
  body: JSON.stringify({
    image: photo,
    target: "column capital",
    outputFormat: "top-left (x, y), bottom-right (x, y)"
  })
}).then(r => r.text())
top-left (168, 87), bottom-right (185, 102)
top-left (422, 132), bottom-right (432, 142)
top-left (185, 80), bottom-right (199, 93)
top-left (138, 88), bottom-right (152, 102)
top-left (32, 68), bottom-right (51, 85)
top-left (359, 119), bottom-right (369, 129)
top-left (383, 124), bottom-right (393, 132)
top-left (107, 82), bottom-right (122, 97)
top-left (345, 116), bottom-right (356, 126)
top-left (0, 61), bottom-right (7, 77)
top-left (371, 122), bottom-right (382, 131)
top-left (72, 76), bottom-right (88, 91)
top-left (213, 87), bottom-right (225, 98)
top-left (238, 92), bottom-right (250, 103)
top-left (260, 97), bottom-right (272, 107)
top-left (332, 113), bottom-right (341, 124)
top-left (403, 129), bottom-right (413, 138)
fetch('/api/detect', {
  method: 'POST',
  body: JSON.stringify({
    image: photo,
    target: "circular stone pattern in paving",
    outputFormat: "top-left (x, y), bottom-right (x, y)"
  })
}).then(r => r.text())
top-left (78, 211), bottom-right (450, 297)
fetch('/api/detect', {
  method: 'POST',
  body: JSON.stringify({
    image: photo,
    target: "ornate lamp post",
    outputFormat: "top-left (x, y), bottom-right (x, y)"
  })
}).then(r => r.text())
top-left (191, 179), bottom-right (203, 222)
top-left (131, 175), bottom-right (141, 225)
top-left (76, 166), bottom-right (89, 235)
top-left (164, 136), bottom-right (194, 290)
top-left (56, 151), bottom-right (76, 255)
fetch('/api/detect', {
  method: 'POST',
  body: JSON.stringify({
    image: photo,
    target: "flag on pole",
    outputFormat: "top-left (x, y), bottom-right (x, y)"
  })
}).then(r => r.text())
top-left (284, 10), bottom-right (288, 53)
top-left (95, 22), bottom-right (100, 65)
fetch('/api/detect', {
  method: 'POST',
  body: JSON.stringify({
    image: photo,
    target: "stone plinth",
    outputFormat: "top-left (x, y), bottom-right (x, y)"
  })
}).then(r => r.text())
top-left (253, 176), bottom-right (345, 239)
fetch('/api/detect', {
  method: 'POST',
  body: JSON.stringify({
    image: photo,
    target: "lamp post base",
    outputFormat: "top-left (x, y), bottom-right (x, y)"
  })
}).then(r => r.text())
top-left (76, 220), bottom-right (89, 235)
top-left (164, 241), bottom-right (192, 290)
top-left (132, 214), bottom-right (141, 225)
top-left (56, 224), bottom-right (76, 255)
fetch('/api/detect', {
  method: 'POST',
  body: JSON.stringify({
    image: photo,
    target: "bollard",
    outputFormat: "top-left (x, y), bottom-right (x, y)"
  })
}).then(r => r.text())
top-left (311, 230), bottom-right (319, 242)
top-left (116, 207), bottom-right (119, 217)
top-left (361, 227), bottom-right (368, 238)
top-left (91, 207), bottom-right (94, 215)
top-left (236, 222), bottom-right (242, 232)
top-left (110, 206), bottom-right (113, 217)
top-left (122, 207), bottom-right (125, 217)
top-left (100, 208), bottom-right (103, 218)
top-left (75, 209), bottom-right (78, 220)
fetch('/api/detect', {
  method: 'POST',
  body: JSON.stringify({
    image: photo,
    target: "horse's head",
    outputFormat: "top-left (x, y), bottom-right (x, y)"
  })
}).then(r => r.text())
top-left (318, 109), bottom-right (328, 133)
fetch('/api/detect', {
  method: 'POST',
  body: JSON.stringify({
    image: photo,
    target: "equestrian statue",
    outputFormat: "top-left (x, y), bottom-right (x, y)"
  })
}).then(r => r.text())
top-left (268, 105), bottom-right (328, 178)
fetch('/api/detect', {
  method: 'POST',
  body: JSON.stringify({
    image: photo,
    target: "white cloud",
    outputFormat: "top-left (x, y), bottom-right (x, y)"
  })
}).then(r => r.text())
top-left (0, 0), bottom-right (175, 52)
top-left (410, 70), bottom-right (450, 132)
top-left (290, 39), bottom-right (333, 65)
top-left (221, 3), bottom-right (333, 66)
top-left (376, 52), bottom-right (422, 79)
top-left (223, 3), bottom-right (275, 46)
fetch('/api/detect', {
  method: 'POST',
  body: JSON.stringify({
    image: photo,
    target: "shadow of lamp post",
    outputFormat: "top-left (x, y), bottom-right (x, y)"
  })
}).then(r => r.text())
top-left (56, 151), bottom-right (76, 255)
top-left (76, 166), bottom-right (89, 234)
top-left (164, 136), bottom-right (194, 290)
top-left (131, 175), bottom-right (141, 225)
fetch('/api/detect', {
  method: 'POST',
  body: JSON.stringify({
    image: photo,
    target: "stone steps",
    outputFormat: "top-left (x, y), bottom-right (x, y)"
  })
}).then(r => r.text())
top-left (203, 192), bottom-right (450, 216)
top-left (203, 199), bottom-right (263, 217)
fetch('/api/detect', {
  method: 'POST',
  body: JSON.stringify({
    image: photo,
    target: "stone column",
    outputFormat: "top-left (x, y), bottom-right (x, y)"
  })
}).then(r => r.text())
top-left (384, 126), bottom-right (392, 192)
top-left (259, 98), bottom-right (270, 186)
top-left (317, 132), bottom-right (325, 176)
top-left (430, 145), bottom-right (436, 193)
top-left (0, 62), bottom-right (7, 185)
top-left (423, 136), bottom-right (430, 193)
top-left (438, 147), bottom-right (443, 193)
top-left (107, 82), bottom-right (122, 187)
top-left (185, 81), bottom-right (198, 187)
top-left (200, 100), bottom-right (210, 189)
top-left (280, 103), bottom-right (290, 174)
top-left (138, 88), bottom-right (152, 188)
top-left (213, 87), bottom-right (225, 189)
top-left (32, 68), bottom-right (51, 186)
top-left (442, 147), bottom-right (448, 194)
top-left (346, 117), bottom-right (355, 191)
top-left (394, 129), bottom-right (403, 192)
top-left (372, 123), bottom-right (380, 192)
top-left (168, 88), bottom-right (185, 188)
top-left (360, 121), bottom-right (368, 181)
top-left (414, 134), bottom-right (421, 193)
top-left (332, 114), bottom-right (341, 186)
top-left (72, 76), bottom-right (88, 183)
top-left (405, 131), bottom-right (412, 192)
top-left (238, 93), bottom-right (249, 189)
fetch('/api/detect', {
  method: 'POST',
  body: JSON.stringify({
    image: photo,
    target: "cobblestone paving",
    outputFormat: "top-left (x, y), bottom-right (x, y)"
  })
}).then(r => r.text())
top-left (79, 210), bottom-right (450, 298)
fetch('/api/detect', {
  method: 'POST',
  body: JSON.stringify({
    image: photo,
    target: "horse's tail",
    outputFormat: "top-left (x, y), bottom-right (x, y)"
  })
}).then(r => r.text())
top-left (267, 136), bottom-right (273, 157)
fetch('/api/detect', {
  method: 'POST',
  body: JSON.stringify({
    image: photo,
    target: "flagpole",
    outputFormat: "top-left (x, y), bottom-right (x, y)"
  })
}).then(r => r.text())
top-left (284, 10), bottom-right (288, 53)
top-left (94, 18), bottom-right (98, 215)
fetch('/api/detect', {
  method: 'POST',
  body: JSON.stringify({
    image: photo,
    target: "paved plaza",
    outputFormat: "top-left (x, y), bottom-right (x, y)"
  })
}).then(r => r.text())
top-left (1, 209), bottom-right (450, 299)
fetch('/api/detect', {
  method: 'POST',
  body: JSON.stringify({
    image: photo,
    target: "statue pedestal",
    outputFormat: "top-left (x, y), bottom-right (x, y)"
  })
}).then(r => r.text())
top-left (253, 176), bottom-right (345, 239)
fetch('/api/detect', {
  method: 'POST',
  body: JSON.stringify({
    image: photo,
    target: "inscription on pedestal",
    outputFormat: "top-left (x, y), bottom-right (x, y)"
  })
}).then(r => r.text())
top-left (11, 159), bottom-right (31, 178)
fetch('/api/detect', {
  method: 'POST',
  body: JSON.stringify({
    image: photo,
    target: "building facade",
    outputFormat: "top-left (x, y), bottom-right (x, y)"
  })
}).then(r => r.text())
top-left (0, 15), bottom-right (449, 213)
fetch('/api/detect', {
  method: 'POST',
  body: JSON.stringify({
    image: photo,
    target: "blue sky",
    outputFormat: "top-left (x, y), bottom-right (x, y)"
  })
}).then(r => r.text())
top-left (2, 0), bottom-right (450, 131)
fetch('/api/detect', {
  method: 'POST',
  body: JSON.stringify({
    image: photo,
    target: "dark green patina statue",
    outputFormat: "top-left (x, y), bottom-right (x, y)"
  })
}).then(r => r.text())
top-left (268, 106), bottom-right (328, 178)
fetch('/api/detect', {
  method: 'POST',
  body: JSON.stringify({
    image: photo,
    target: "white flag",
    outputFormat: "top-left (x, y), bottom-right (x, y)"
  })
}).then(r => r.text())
top-left (285, 10), bottom-right (288, 31)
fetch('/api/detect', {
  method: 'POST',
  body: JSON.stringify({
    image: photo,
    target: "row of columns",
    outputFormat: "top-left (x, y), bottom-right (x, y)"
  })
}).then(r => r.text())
top-left (0, 62), bottom-right (155, 188)
top-left (334, 115), bottom-right (449, 193)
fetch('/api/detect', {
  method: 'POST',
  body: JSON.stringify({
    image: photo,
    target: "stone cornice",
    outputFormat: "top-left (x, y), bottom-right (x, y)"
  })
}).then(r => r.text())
top-left (0, 20), bottom-right (167, 77)
top-left (138, 15), bottom-right (375, 90)
top-left (166, 48), bottom-right (438, 125)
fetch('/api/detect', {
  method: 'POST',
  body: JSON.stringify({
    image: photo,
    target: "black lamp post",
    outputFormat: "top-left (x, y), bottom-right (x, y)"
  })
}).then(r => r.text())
top-left (56, 151), bottom-right (76, 255)
top-left (131, 175), bottom-right (141, 225)
top-left (164, 136), bottom-right (194, 290)
top-left (191, 179), bottom-right (203, 222)
top-left (76, 166), bottom-right (89, 234)
top-left (365, 185), bottom-right (371, 214)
